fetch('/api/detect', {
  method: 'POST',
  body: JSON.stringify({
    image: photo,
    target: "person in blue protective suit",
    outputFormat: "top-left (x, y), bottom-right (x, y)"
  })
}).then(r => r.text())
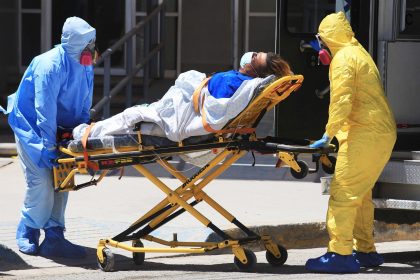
top-left (9, 16), bottom-right (97, 258)
top-left (208, 52), bottom-right (292, 98)
top-left (305, 12), bottom-right (396, 273)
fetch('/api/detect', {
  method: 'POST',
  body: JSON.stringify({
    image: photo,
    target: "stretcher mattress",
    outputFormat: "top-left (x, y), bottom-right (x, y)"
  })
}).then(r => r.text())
top-left (66, 133), bottom-right (215, 153)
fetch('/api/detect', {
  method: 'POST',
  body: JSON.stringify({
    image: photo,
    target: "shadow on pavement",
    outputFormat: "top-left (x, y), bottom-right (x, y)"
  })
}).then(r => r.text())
top-left (361, 251), bottom-right (420, 274)
top-left (116, 261), bottom-right (309, 274)
top-left (383, 250), bottom-right (420, 263)
top-left (101, 251), bottom-right (420, 275)
top-left (0, 244), bottom-right (33, 272)
top-left (9, 247), bottom-right (419, 275)
top-left (31, 246), bottom-right (133, 270)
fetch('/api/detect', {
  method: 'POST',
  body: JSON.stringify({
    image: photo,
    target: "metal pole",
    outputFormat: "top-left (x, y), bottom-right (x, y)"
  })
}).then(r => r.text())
top-left (176, 0), bottom-right (182, 76)
top-left (143, 0), bottom-right (151, 100)
top-left (150, 0), bottom-right (159, 78)
top-left (103, 55), bottom-right (111, 119)
top-left (232, 0), bottom-right (239, 69)
top-left (245, 0), bottom-right (250, 52)
top-left (274, 0), bottom-right (282, 137)
top-left (41, 0), bottom-right (51, 52)
top-left (126, 37), bottom-right (133, 107)
top-left (159, 4), bottom-right (165, 78)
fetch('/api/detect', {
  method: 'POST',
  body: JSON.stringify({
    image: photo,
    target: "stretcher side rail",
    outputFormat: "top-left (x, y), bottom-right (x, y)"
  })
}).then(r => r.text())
top-left (55, 137), bottom-right (336, 192)
top-left (67, 138), bottom-right (334, 164)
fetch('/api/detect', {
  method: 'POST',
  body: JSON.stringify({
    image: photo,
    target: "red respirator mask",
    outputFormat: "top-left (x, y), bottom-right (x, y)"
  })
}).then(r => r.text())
top-left (80, 40), bottom-right (99, 66)
top-left (318, 49), bottom-right (332, 65)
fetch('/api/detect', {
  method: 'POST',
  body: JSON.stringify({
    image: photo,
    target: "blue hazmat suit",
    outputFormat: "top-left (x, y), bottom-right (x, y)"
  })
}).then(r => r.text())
top-left (9, 17), bottom-right (95, 169)
top-left (10, 17), bottom-right (95, 256)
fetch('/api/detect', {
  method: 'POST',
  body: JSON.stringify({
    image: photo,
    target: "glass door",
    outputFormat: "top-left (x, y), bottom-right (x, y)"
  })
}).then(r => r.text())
top-left (136, 0), bottom-right (180, 78)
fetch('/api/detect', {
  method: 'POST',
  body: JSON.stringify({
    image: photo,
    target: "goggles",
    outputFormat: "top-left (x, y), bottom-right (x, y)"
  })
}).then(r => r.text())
top-left (80, 39), bottom-right (99, 66)
top-left (315, 34), bottom-right (327, 49)
top-left (315, 34), bottom-right (332, 65)
top-left (85, 39), bottom-right (96, 54)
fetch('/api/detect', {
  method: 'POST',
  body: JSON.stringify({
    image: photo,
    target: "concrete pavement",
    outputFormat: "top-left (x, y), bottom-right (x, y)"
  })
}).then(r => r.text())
top-left (1, 150), bottom-right (420, 278)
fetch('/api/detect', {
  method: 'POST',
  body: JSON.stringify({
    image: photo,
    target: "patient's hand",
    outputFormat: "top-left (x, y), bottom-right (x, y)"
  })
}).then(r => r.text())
top-left (72, 123), bottom-right (89, 140)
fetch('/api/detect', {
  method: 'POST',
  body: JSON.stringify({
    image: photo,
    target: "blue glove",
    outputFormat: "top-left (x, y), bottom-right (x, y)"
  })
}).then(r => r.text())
top-left (310, 133), bottom-right (331, 148)
top-left (41, 148), bottom-right (59, 169)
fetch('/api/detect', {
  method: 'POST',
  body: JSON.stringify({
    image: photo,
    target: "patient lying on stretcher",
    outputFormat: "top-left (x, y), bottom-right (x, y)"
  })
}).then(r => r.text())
top-left (72, 52), bottom-right (292, 142)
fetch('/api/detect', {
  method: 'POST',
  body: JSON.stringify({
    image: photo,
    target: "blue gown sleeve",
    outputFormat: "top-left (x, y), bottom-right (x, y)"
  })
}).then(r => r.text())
top-left (81, 87), bottom-right (93, 124)
top-left (80, 67), bottom-right (94, 124)
top-left (34, 69), bottom-right (60, 160)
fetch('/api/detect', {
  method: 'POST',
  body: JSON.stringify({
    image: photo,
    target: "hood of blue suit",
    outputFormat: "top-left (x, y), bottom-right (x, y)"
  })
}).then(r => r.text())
top-left (61, 17), bottom-right (96, 63)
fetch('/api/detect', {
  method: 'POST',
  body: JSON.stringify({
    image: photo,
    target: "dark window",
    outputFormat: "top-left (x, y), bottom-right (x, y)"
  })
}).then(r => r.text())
top-left (398, 0), bottom-right (420, 38)
top-left (165, 0), bottom-right (178, 13)
top-left (249, 17), bottom-right (276, 52)
top-left (137, 1), bottom-right (177, 71)
top-left (164, 17), bottom-right (177, 70)
top-left (250, 0), bottom-right (276, 13)
top-left (21, 0), bottom-right (41, 9)
top-left (22, 14), bottom-right (40, 65)
top-left (137, 0), bottom-right (177, 12)
top-left (52, 0), bottom-right (125, 67)
top-left (1, 0), bottom-right (17, 9)
top-left (286, 0), bottom-right (337, 34)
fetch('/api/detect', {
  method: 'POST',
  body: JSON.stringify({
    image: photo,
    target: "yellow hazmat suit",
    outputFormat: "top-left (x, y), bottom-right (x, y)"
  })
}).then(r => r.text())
top-left (318, 12), bottom-right (396, 255)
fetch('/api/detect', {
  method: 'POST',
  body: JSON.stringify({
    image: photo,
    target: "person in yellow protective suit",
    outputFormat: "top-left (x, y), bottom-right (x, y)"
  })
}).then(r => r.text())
top-left (305, 12), bottom-right (396, 273)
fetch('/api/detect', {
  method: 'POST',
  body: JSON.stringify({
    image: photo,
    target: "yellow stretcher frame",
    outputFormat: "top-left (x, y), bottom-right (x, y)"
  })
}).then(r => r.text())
top-left (54, 75), bottom-right (336, 272)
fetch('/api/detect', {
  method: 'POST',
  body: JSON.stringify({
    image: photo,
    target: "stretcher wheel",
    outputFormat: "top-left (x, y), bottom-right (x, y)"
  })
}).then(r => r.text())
top-left (97, 248), bottom-right (114, 272)
top-left (290, 160), bottom-right (308, 179)
top-left (266, 244), bottom-right (288, 267)
top-left (132, 240), bottom-right (145, 265)
top-left (321, 155), bottom-right (336, 174)
top-left (233, 249), bottom-right (257, 272)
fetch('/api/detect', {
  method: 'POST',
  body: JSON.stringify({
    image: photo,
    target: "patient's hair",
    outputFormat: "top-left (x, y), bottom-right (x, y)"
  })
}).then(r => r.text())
top-left (264, 53), bottom-right (293, 77)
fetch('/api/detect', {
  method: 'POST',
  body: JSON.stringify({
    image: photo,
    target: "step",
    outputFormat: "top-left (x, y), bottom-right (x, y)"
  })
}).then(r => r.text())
top-left (373, 198), bottom-right (420, 211)
top-left (378, 159), bottom-right (420, 185)
top-left (391, 151), bottom-right (420, 160)
top-left (394, 131), bottom-right (420, 151)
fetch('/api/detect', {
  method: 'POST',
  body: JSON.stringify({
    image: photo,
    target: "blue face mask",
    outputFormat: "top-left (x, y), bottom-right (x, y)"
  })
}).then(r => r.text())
top-left (240, 52), bottom-right (254, 68)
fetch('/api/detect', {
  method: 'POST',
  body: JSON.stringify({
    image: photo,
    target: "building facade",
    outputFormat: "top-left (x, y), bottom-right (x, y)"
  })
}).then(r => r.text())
top-left (0, 0), bottom-right (277, 105)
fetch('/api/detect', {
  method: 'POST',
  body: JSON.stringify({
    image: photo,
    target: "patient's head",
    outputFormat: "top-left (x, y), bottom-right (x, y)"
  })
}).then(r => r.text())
top-left (240, 52), bottom-right (292, 78)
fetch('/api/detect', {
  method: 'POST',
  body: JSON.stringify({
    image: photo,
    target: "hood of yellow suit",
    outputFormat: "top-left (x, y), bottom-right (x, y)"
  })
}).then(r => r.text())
top-left (318, 11), bottom-right (359, 57)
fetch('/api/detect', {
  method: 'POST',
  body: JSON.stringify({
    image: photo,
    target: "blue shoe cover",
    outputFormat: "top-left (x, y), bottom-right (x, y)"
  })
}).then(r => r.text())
top-left (305, 252), bottom-right (360, 273)
top-left (353, 251), bottom-right (384, 267)
top-left (16, 220), bottom-right (40, 255)
top-left (39, 227), bottom-right (86, 259)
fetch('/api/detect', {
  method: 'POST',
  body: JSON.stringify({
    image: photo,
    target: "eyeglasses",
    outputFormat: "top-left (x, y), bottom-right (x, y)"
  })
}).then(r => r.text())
top-left (82, 38), bottom-right (99, 64)
top-left (85, 40), bottom-right (96, 53)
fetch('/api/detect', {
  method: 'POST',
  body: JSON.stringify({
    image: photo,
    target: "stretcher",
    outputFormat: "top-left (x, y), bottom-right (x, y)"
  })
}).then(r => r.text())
top-left (54, 74), bottom-right (336, 272)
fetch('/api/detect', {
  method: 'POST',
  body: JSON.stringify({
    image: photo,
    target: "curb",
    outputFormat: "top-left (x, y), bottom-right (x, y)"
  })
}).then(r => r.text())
top-left (0, 143), bottom-right (17, 156)
top-left (206, 221), bottom-right (420, 252)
